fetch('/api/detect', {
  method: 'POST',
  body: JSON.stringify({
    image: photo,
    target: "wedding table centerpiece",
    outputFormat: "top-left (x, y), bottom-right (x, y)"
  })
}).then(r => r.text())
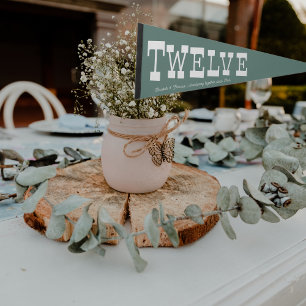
top-left (76, 7), bottom-right (186, 193)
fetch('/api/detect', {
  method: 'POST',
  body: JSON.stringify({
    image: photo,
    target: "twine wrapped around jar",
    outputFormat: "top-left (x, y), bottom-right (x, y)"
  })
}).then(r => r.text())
top-left (107, 110), bottom-right (189, 159)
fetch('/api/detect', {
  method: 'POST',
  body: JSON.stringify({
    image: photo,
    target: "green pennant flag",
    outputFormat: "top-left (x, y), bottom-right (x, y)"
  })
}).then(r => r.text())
top-left (135, 23), bottom-right (306, 100)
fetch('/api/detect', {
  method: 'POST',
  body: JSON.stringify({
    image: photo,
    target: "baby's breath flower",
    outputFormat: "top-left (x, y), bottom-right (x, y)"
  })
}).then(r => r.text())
top-left (148, 107), bottom-right (155, 118)
top-left (129, 101), bottom-right (136, 107)
top-left (76, 7), bottom-right (181, 119)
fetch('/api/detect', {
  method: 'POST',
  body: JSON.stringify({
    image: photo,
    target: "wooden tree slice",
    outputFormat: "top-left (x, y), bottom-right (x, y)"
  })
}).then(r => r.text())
top-left (24, 159), bottom-right (220, 247)
top-left (24, 159), bottom-right (129, 244)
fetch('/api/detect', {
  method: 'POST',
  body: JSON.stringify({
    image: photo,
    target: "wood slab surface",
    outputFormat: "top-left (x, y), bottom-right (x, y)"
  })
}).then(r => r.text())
top-left (24, 159), bottom-right (220, 247)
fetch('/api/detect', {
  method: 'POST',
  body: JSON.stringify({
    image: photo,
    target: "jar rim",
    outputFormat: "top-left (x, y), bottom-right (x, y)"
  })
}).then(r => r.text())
top-left (109, 114), bottom-right (167, 128)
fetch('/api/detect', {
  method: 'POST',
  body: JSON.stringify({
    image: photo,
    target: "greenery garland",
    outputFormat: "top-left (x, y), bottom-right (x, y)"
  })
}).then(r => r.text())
top-left (0, 110), bottom-right (306, 272)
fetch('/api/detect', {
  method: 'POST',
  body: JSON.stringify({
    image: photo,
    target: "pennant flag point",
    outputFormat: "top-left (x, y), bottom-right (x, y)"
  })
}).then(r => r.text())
top-left (135, 23), bottom-right (306, 100)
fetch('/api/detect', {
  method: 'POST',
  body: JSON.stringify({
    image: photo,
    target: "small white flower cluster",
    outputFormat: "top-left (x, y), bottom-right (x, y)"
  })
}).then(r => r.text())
top-left (77, 5), bottom-right (181, 119)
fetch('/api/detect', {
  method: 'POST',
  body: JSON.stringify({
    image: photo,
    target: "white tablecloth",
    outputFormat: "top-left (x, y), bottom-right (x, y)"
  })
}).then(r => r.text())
top-left (0, 128), bottom-right (305, 306)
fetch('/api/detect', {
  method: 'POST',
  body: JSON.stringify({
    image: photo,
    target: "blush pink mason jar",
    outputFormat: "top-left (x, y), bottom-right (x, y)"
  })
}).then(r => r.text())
top-left (101, 115), bottom-right (172, 193)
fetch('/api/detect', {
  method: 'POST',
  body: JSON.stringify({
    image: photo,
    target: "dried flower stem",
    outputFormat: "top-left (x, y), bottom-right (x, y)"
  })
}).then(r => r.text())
top-left (0, 164), bottom-right (15, 169)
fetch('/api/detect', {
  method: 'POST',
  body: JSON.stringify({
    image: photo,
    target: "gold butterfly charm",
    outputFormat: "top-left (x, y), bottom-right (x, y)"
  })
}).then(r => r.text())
top-left (148, 137), bottom-right (175, 166)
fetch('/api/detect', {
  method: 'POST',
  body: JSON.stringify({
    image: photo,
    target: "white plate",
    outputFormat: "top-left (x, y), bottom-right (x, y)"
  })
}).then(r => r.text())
top-left (29, 118), bottom-right (107, 135)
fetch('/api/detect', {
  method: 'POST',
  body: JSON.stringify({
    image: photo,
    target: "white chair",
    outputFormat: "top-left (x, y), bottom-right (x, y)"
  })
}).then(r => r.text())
top-left (0, 81), bottom-right (66, 129)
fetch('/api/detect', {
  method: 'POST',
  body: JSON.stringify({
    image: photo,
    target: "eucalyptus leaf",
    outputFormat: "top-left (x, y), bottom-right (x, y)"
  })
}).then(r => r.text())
top-left (265, 124), bottom-right (289, 143)
top-left (166, 214), bottom-right (176, 222)
top-left (239, 196), bottom-right (261, 224)
top-left (174, 143), bottom-right (194, 157)
top-left (33, 149), bottom-right (45, 160)
top-left (16, 166), bottom-right (56, 187)
top-left (29, 155), bottom-right (58, 167)
top-left (33, 149), bottom-right (58, 160)
top-left (57, 157), bottom-right (70, 169)
top-left (2, 149), bottom-right (24, 162)
top-left (76, 148), bottom-right (98, 159)
top-left (245, 127), bottom-right (268, 146)
top-left (14, 182), bottom-right (27, 203)
top-left (229, 185), bottom-right (239, 217)
top-left (191, 133), bottom-right (210, 149)
top-left (264, 137), bottom-right (293, 152)
top-left (219, 137), bottom-right (237, 152)
top-left (263, 150), bottom-right (300, 173)
top-left (22, 180), bottom-right (48, 213)
top-left (220, 213), bottom-right (236, 240)
top-left (81, 231), bottom-right (99, 251)
top-left (46, 210), bottom-right (66, 240)
top-left (243, 179), bottom-right (274, 206)
top-left (181, 136), bottom-right (193, 148)
top-left (152, 208), bottom-right (159, 224)
top-left (144, 211), bottom-right (160, 248)
top-left (99, 207), bottom-right (127, 238)
top-left (161, 220), bottom-right (179, 248)
top-left (205, 141), bottom-right (228, 162)
top-left (272, 206), bottom-right (298, 219)
top-left (191, 138), bottom-right (206, 150)
top-left (240, 137), bottom-right (263, 161)
top-left (186, 155), bottom-right (199, 167)
top-left (125, 235), bottom-right (148, 273)
top-left (54, 195), bottom-right (91, 216)
top-left (70, 206), bottom-right (93, 243)
top-left (283, 182), bottom-right (306, 210)
top-left (222, 153), bottom-right (237, 167)
top-left (259, 169), bottom-right (288, 188)
top-left (216, 186), bottom-right (230, 210)
top-left (184, 204), bottom-right (204, 224)
top-left (64, 147), bottom-right (82, 161)
top-left (261, 207), bottom-right (280, 223)
top-left (192, 132), bottom-right (212, 144)
top-left (173, 154), bottom-right (186, 164)
top-left (159, 203), bottom-right (165, 224)
top-left (97, 216), bottom-right (108, 243)
top-left (265, 138), bottom-right (306, 170)
top-left (68, 237), bottom-right (88, 253)
top-left (273, 166), bottom-right (306, 185)
top-left (93, 245), bottom-right (106, 257)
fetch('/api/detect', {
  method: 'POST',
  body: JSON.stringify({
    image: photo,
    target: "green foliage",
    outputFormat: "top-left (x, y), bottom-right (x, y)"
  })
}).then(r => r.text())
top-left (220, 214), bottom-right (236, 240)
top-left (173, 143), bottom-right (199, 167)
top-left (205, 137), bottom-right (238, 167)
top-left (53, 195), bottom-right (91, 216)
top-left (184, 204), bottom-right (204, 224)
top-left (1, 120), bottom-right (306, 272)
top-left (16, 166), bottom-right (56, 187)
top-left (144, 210), bottom-right (160, 247)
top-left (22, 181), bottom-right (49, 213)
